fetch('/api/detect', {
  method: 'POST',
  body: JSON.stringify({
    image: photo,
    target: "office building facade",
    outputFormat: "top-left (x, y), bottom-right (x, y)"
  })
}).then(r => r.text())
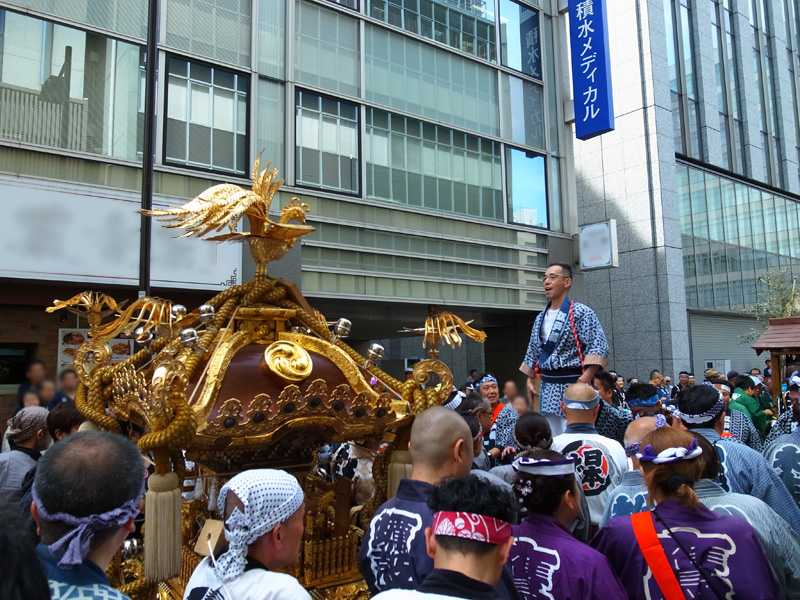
top-left (0, 0), bottom-right (578, 392)
top-left (576, 0), bottom-right (800, 379)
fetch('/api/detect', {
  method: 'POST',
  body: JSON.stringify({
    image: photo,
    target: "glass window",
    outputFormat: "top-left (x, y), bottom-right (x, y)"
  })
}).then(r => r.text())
top-left (295, 0), bottom-right (359, 98)
top-left (682, 235), bottom-right (697, 279)
top-left (165, 57), bottom-right (248, 175)
top-left (676, 165), bottom-right (692, 235)
top-left (685, 285), bottom-right (698, 307)
top-left (365, 108), bottom-right (502, 220)
top-left (543, 14), bottom-right (559, 154)
top-left (499, 0), bottom-right (541, 79)
top-left (296, 90), bottom-right (359, 194)
top-left (762, 193), bottom-right (778, 254)
top-left (327, 0), bottom-right (358, 8)
top-left (788, 200), bottom-right (800, 258)
top-left (749, 188), bottom-right (765, 251)
top-left (506, 147), bottom-right (547, 229)
top-left (549, 156), bottom-right (562, 233)
top-left (664, 0), bottom-right (702, 157)
top-left (370, 0), bottom-right (496, 61)
top-left (695, 240), bottom-right (711, 278)
top-left (774, 196), bottom-right (789, 256)
top-left (735, 183), bottom-right (751, 248)
top-left (165, 0), bottom-right (251, 67)
top-left (256, 78), bottom-right (285, 175)
top-left (258, 0), bottom-right (285, 79)
top-left (728, 277), bottom-right (744, 309)
top-left (698, 283), bottom-right (715, 308)
top-left (689, 168), bottom-right (708, 239)
top-left (705, 173), bottom-right (724, 242)
top-left (743, 277), bottom-right (758, 304)
top-left (720, 177), bottom-right (738, 245)
top-left (0, 10), bottom-right (144, 161)
top-left (501, 74), bottom-right (545, 149)
top-left (365, 24), bottom-right (499, 136)
top-left (2, 0), bottom-right (148, 39)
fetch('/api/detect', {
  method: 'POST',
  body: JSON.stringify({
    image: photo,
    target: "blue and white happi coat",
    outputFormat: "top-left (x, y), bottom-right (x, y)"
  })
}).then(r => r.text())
top-left (694, 428), bottom-right (800, 533)
top-left (520, 298), bottom-right (609, 416)
top-left (764, 427), bottom-right (800, 509)
top-left (600, 469), bottom-right (648, 528)
top-left (766, 409), bottom-right (796, 446)
top-left (726, 408), bottom-right (764, 451)
top-left (695, 479), bottom-right (800, 600)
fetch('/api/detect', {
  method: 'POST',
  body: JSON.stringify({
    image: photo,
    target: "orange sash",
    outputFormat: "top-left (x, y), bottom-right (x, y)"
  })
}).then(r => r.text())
top-left (490, 403), bottom-right (504, 426)
top-left (631, 511), bottom-right (685, 600)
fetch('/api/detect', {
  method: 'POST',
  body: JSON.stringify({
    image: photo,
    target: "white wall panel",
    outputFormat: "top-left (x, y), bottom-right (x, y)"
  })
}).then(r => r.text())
top-left (0, 176), bottom-right (241, 290)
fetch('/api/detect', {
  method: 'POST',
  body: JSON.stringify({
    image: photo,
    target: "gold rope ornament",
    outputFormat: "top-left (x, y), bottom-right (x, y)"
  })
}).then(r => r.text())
top-left (402, 306), bottom-right (487, 410)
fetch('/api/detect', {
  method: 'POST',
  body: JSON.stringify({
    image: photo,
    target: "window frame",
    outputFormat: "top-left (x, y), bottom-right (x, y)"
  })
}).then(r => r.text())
top-left (294, 88), bottom-right (362, 197)
top-left (665, 0), bottom-right (702, 159)
top-left (504, 145), bottom-right (549, 231)
top-left (162, 53), bottom-right (251, 177)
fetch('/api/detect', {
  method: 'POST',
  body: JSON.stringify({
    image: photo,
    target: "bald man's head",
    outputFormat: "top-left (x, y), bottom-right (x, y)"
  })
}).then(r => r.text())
top-left (564, 383), bottom-right (598, 402)
top-left (409, 406), bottom-right (473, 480)
top-left (624, 416), bottom-right (658, 448)
top-left (559, 383), bottom-right (601, 424)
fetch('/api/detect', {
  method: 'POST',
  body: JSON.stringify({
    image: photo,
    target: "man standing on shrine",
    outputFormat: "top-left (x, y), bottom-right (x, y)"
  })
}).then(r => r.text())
top-left (520, 263), bottom-right (609, 435)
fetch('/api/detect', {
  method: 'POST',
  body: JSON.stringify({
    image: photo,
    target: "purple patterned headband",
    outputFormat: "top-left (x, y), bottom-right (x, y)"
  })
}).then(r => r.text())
top-left (636, 438), bottom-right (703, 464)
top-left (680, 384), bottom-right (725, 424)
top-left (32, 482), bottom-right (143, 568)
top-left (624, 414), bottom-right (667, 456)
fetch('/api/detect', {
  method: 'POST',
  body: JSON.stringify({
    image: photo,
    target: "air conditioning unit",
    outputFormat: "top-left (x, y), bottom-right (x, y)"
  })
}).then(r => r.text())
top-left (704, 359), bottom-right (731, 376)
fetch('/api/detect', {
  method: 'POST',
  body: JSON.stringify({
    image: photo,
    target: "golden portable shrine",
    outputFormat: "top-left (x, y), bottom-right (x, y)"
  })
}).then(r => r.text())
top-left (46, 158), bottom-right (486, 599)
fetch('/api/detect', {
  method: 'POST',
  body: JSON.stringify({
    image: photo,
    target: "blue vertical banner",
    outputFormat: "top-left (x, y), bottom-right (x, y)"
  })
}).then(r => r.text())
top-left (568, 0), bottom-right (615, 140)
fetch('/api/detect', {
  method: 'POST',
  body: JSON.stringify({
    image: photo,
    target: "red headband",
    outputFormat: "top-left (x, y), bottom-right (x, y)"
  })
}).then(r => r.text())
top-left (432, 511), bottom-right (512, 545)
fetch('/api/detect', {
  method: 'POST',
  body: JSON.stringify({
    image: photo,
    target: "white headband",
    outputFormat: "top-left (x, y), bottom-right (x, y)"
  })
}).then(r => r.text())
top-left (562, 390), bottom-right (600, 410)
top-left (444, 388), bottom-right (466, 410)
top-left (513, 456), bottom-right (576, 476)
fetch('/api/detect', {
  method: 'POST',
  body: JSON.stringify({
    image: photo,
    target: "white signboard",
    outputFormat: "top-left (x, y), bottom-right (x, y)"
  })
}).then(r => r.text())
top-left (0, 176), bottom-right (241, 290)
top-left (579, 219), bottom-right (618, 270)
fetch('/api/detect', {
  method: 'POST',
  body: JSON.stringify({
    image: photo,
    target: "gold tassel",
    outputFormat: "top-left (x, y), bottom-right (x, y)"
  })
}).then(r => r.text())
top-left (144, 471), bottom-right (182, 582)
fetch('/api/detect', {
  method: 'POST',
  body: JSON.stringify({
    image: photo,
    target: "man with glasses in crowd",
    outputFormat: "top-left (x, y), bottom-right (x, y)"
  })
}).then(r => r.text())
top-left (520, 263), bottom-right (609, 436)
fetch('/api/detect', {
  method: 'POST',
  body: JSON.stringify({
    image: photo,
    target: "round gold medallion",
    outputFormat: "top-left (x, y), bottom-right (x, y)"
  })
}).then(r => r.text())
top-left (263, 340), bottom-right (313, 382)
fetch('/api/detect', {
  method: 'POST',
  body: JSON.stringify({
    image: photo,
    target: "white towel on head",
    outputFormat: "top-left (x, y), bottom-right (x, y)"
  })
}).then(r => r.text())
top-left (213, 469), bottom-right (304, 583)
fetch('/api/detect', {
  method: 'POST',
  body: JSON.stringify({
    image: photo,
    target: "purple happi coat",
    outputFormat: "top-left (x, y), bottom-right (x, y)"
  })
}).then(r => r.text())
top-left (509, 513), bottom-right (626, 600)
top-left (591, 500), bottom-right (779, 600)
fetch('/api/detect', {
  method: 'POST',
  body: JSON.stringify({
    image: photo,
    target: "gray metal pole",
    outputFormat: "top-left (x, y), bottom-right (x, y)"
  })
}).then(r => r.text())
top-left (139, 0), bottom-right (159, 298)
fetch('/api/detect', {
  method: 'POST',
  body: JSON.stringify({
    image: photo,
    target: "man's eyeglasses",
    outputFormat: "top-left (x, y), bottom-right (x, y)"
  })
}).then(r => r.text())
top-left (543, 274), bottom-right (570, 282)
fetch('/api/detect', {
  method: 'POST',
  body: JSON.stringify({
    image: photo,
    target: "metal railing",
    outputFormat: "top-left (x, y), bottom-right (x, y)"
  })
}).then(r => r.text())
top-left (0, 84), bottom-right (88, 152)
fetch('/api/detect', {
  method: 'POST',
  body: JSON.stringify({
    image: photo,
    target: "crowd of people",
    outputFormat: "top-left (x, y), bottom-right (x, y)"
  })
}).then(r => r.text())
top-left (13, 361), bottom-right (80, 414)
top-left (3, 262), bottom-right (800, 599)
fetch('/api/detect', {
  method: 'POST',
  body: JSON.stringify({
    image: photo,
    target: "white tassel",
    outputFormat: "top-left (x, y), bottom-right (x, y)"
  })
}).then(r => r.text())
top-left (144, 472), bottom-right (182, 581)
top-left (207, 477), bottom-right (218, 513)
top-left (387, 450), bottom-right (412, 499)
